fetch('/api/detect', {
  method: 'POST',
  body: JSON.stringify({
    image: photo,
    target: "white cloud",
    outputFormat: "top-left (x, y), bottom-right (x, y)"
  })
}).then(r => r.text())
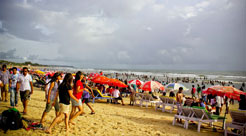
top-left (76, 17), bottom-right (118, 35)
top-left (33, 23), bottom-right (54, 36)
top-left (117, 51), bottom-right (130, 60)
top-left (159, 49), bottom-right (169, 56)
top-left (144, 26), bottom-right (152, 31)
top-left (196, 1), bottom-right (210, 8)
top-left (152, 4), bottom-right (164, 12)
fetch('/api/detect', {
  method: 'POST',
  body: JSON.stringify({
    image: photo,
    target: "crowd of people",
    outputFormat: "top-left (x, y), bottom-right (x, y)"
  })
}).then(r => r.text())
top-left (0, 64), bottom-right (246, 134)
top-left (0, 65), bottom-right (128, 133)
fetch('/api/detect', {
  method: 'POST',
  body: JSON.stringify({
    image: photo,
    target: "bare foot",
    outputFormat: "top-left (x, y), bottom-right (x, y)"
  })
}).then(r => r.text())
top-left (44, 128), bottom-right (52, 134)
top-left (65, 128), bottom-right (71, 133)
top-left (69, 121), bottom-right (76, 126)
top-left (79, 112), bottom-right (85, 116)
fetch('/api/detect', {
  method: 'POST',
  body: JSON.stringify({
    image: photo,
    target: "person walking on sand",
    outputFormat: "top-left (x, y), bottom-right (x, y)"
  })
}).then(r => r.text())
top-left (81, 79), bottom-right (95, 114)
top-left (9, 67), bottom-right (19, 107)
top-left (17, 67), bottom-right (33, 115)
top-left (45, 73), bottom-right (79, 134)
top-left (69, 71), bottom-right (84, 124)
top-left (40, 73), bottom-right (62, 125)
top-left (0, 64), bottom-right (11, 102)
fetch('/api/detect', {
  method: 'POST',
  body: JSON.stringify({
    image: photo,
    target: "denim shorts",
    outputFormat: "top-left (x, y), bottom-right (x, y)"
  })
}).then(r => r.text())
top-left (71, 98), bottom-right (82, 106)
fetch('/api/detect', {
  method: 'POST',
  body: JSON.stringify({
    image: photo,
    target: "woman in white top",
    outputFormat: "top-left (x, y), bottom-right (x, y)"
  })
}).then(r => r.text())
top-left (40, 73), bottom-right (62, 125)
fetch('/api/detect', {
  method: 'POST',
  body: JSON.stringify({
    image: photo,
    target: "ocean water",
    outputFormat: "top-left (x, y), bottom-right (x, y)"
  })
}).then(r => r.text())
top-left (49, 67), bottom-right (246, 83)
top-left (91, 69), bottom-right (246, 82)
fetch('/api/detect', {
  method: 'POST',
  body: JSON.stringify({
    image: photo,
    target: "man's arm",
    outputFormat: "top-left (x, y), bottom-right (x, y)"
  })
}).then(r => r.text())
top-left (8, 73), bottom-right (11, 88)
top-left (30, 81), bottom-right (34, 94)
top-left (16, 82), bottom-right (20, 93)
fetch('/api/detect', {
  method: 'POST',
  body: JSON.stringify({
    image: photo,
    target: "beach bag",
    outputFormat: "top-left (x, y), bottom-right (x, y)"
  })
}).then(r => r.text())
top-left (1, 108), bottom-right (23, 133)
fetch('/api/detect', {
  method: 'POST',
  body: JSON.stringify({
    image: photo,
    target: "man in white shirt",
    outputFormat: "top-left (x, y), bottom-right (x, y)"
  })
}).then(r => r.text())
top-left (17, 67), bottom-right (34, 115)
top-left (112, 87), bottom-right (125, 105)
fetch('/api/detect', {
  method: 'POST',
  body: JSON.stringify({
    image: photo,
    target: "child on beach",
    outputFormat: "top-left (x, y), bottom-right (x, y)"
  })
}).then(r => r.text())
top-left (45, 73), bottom-right (79, 134)
top-left (81, 79), bottom-right (95, 114)
top-left (40, 73), bottom-right (61, 125)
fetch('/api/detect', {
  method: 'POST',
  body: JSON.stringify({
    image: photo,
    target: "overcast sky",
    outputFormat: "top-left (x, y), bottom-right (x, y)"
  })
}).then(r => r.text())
top-left (0, 0), bottom-right (245, 71)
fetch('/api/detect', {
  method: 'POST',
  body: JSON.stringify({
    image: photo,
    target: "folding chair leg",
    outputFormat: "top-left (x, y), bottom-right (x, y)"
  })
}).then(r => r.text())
top-left (224, 125), bottom-right (227, 136)
top-left (162, 105), bottom-right (166, 112)
top-left (172, 117), bottom-right (176, 126)
top-left (185, 120), bottom-right (189, 129)
top-left (198, 122), bottom-right (201, 132)
top-left (155, 103), bottom-right (157, 110)
top-left (170, 106), bottom-right (173, 113)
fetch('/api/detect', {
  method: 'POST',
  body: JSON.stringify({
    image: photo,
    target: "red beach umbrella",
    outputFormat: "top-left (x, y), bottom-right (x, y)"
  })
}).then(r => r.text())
top-left (108, 79), bottom-right (128, 88)
top-left (128, 80), bottom-right (144, 86)
top-left (92, 76), bottom-right (110, 85)
top-left (89, 73), bottom-right (100, 80)
top-left (141, 81), bottom-right (164, 91)
top-left (202, 86), bottom-right (246, 101)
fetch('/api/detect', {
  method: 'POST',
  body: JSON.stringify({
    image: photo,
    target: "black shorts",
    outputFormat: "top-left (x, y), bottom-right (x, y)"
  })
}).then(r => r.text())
top-left (115, 97), bottom-right (122, 100)
top-left (82, 98), bottom-right (89, 104)
top-left (20, 90), bottom-right (30, 101)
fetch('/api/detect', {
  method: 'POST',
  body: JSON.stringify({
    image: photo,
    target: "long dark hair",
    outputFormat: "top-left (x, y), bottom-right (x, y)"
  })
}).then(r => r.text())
top-left (60, 73), bottom-right (73, 88)
top-left (47, 72), bottom-right (61, 85)
top-left (74, 71), bottom-right (82, 88)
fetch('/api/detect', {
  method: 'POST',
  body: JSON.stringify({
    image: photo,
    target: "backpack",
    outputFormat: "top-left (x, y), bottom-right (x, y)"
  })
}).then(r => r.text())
top-left (1, 108), bottom-right (23, 133)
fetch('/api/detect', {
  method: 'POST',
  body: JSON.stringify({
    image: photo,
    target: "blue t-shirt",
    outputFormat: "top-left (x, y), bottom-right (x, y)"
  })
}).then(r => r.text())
top-left (83, 90), bottom-right (90, 98)
top-left (11, 73), bottom-right (19, 88)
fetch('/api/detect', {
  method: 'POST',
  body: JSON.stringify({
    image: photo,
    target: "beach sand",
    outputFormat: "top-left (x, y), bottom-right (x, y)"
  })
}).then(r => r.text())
top-left (0, 87), bottom-right (237, 136)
